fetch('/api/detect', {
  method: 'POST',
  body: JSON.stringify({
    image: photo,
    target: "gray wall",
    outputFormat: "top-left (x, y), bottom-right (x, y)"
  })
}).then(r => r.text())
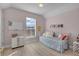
top-left (3, 7), bottom-right (45, 48)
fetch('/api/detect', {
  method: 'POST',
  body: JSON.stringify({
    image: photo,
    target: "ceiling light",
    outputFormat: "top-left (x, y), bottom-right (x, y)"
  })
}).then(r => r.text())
top-left (39, 4), bottom-right (43, 7)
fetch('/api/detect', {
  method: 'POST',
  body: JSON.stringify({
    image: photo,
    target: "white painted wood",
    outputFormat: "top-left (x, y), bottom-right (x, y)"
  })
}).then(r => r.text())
top-left (12, 38), bottom-right (18, 48)
top-left (12, 36), bottom-right (24, 48)
top-left (18, 36), bottom-right (24, 46)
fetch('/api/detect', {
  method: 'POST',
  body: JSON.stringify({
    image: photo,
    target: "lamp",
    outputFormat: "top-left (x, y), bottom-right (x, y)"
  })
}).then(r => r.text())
top-left (38, 3), bottom-right (44, 7)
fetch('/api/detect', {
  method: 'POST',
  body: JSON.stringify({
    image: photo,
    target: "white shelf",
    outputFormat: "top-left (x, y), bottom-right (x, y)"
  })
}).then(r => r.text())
top-left (12, 36), bottom-right (24, 48)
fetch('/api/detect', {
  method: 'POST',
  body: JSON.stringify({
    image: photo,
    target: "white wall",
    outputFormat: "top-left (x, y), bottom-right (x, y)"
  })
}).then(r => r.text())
top-left (3, 7), bottom-right (45, 48)
top-left (45, 5), bottom-right (79, 39)
top-left (44, 5), bottom-right (79, 49)
top-left (0, 9), bottom-right (4, 48)
top-left (0, 9), bottom-right (2, 47)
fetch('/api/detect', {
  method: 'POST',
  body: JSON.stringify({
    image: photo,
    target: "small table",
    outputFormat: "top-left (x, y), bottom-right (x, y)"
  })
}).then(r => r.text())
top-left (73, 41), bottom-right (79, 54)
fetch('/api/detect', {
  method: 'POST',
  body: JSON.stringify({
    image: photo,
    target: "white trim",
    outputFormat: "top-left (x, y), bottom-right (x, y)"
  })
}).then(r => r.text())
top-left (26, 17), bottom-right (36, 38)
top-left (35, 18), bottom-right (36, 37)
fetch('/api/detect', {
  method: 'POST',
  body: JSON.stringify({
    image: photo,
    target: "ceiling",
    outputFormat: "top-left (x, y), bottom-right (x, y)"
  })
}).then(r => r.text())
top-left (0, 3), bottom-right (79, 16)
top-left (12, 3), bottom-right (65, 15)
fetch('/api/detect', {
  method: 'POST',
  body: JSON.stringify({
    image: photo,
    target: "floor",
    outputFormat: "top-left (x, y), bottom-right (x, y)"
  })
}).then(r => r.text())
top-left (1, 41), bottom-right (79, 56)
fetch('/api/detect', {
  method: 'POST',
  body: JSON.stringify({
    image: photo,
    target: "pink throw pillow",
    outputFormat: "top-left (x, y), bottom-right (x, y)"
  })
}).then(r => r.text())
top-left (58, 34), bottom-right (67, 40)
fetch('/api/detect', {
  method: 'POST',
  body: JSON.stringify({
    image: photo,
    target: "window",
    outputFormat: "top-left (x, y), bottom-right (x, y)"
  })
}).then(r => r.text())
top-left (26, 17), bottom-right (36, 37)
top-left (26, 17), bottom-right (36, 28)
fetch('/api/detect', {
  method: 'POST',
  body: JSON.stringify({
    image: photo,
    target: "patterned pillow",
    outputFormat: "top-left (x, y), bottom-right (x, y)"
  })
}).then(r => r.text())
top-left (58, 33), bottom-right (68, 40)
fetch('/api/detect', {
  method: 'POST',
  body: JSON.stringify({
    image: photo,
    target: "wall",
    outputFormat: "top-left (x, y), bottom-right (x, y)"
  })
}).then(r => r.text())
top-left (0, 8), bottom-right (6, 48)
top-left (45, 7), bottom-right (79, 33)
top-left (0, 9), bottom-right (2, 47)
top-left (45, 7), bottom-right (79, 40)
top-left (3, 7), bottom-right (45, 48)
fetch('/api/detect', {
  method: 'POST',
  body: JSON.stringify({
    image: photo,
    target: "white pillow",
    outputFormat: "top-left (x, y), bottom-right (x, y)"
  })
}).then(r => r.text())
top-left (43, 32), bottom-right (52, 37)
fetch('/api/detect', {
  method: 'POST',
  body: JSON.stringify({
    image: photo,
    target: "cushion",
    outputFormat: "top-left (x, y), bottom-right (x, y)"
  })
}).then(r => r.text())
top-left (58, 33), bottom-right (68, 40)
top-left (43, 32), bottom-right (52, 37)
top-left (55, 32), bottom-right (61, 37)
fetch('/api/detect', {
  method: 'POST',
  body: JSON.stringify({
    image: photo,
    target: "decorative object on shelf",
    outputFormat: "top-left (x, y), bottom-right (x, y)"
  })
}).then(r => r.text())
top-left (61, 24), bottom-right (63, 27)
top-left (57, 24), bottom-right (63, 27)
top-left (50, 24), bottom-right (63, 28)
